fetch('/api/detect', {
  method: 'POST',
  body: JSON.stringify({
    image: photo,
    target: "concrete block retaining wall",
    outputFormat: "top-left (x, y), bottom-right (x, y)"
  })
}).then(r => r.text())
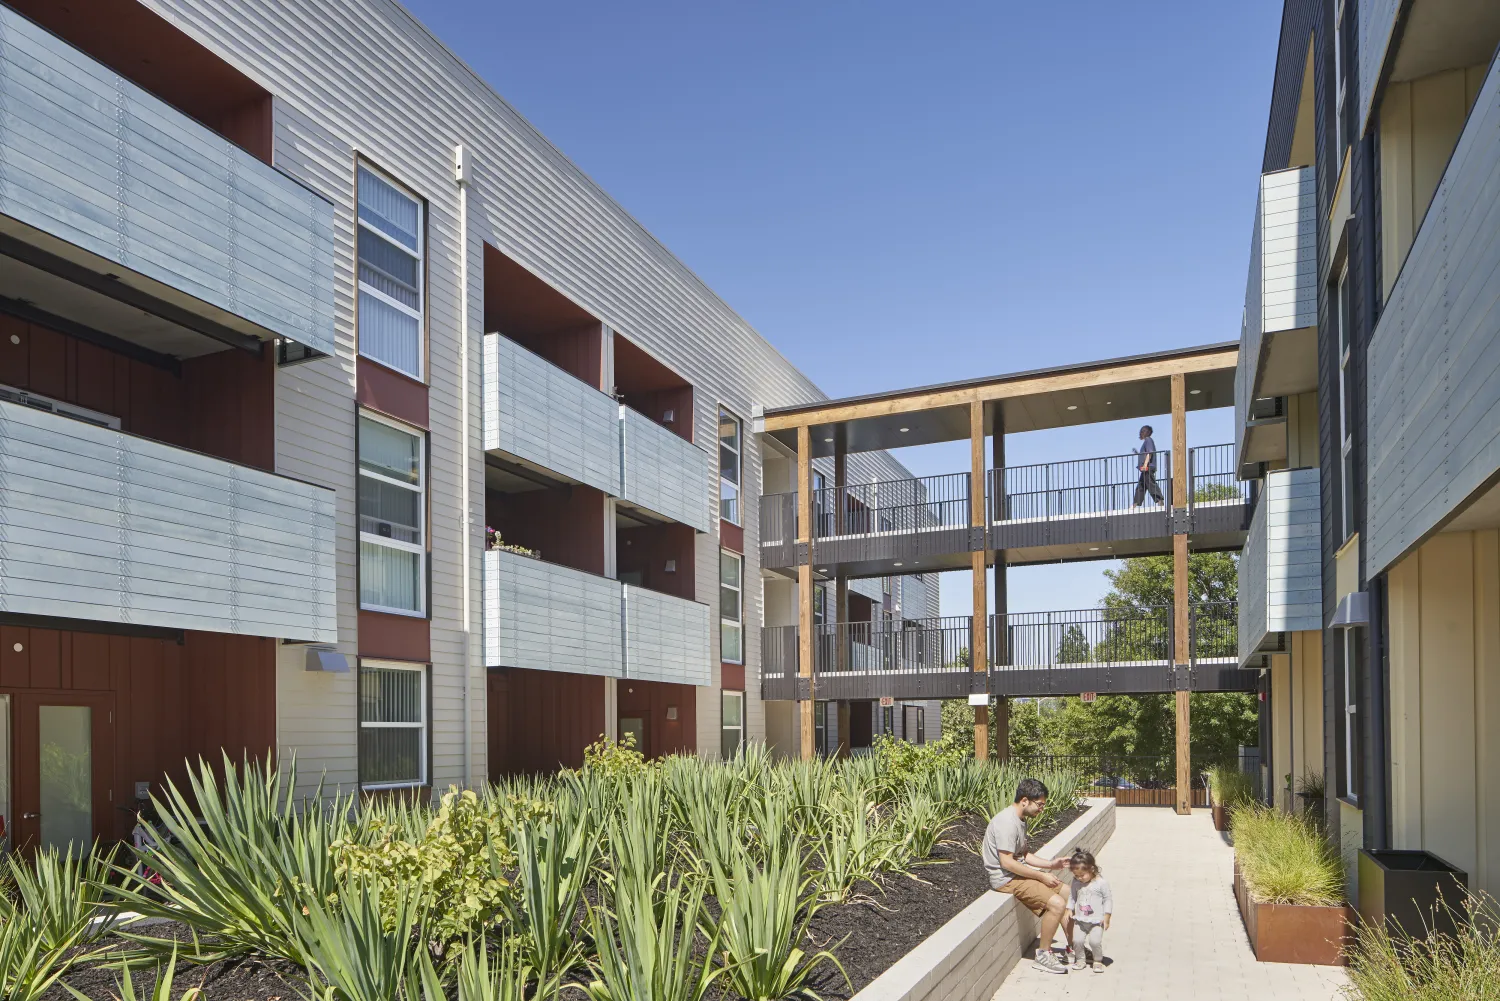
top-left (850, 797), bottom-right (1118, 1001)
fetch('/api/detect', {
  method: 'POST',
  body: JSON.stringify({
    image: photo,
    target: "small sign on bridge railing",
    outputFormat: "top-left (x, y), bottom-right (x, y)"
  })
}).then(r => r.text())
top-left (1080, 691), bottom-right (1098, 703)
top-left (879, 696), bottom-right (894, 707)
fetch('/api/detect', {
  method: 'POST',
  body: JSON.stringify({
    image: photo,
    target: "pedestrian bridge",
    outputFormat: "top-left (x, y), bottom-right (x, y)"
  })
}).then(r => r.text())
top-left (760, 601), bottom-right (1251, 702)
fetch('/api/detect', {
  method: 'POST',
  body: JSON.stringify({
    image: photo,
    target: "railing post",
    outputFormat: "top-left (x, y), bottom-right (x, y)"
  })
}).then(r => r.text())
top-left (796, 425), bottom-right (815, 761)
top-left (969, 401), bottom-right (989, 760)
top-left (1170, 373), bottom-right (1192, 814)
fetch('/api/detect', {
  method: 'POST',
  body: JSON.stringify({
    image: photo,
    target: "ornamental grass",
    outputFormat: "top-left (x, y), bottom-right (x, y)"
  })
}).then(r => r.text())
top-left (1230, 803), bottom-right (1343, 906)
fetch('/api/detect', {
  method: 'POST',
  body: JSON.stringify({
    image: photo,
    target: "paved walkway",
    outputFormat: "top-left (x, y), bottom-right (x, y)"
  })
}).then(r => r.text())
top-left (992, 808), bottom-right (1348, 1001)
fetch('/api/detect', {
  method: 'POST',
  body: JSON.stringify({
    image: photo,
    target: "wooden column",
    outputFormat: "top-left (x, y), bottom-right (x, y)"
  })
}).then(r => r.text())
top-left (834, 427), bottom-right (849, 675)
top-left (836, 700), bottom-right (851, 759)
top-left (1170, 373), bottom-right (1191, 814)
top-left (969, 401), bottom-right (989, 760)
top-left (797, 425), bottom-right (815, 761)
top-left (992, 405), bottom-right (1008, 761)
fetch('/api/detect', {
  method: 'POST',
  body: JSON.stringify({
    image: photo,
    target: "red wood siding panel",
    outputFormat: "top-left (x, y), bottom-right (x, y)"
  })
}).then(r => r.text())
top-left (617, 522), bottom-right (696, 600)
top-left (720, 664), bottom-right (744, 690)
top-left (357, 356), bottom-right (429, 429)
top-left (0, 625), bottom-right (273, 841)
top-left (719, 520), bottom-right (744, 555)
top-left (483, 245), bottom-right (605, 388)
top-left (358, 610), bottom-right (431, 662)
top-left (613, 333), bottom-right (694, 443)
top-left (183, 344), bottom-right (275, 470)
top-left (487, 668), bottom-right (605, 777)
top-left (487, 486), bottom-right (607, 575)
top-left (617, 679), bottom-right (697, 759)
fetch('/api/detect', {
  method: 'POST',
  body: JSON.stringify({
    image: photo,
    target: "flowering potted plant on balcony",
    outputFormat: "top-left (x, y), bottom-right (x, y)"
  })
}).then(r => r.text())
top-left (1231, 804), bottom-right (1352, 965)
top-left (485, 526), bottom-right (539, 560)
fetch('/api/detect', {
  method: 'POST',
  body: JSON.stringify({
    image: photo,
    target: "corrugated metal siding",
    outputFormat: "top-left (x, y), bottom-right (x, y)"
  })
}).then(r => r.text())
top-left (1368, 58), bottom-right (1500, 575)
top-left (0, 399), bottom-right (336, 641)
top-left (485, 550), bottom-right (623, 677)
top-left (620, 406), bottom-right (712, 533)
top-left (1240, 467), bottom-right (1322, 665)
top-left (1358, 0), bottom-right (1402, 139)
top-left (0, 5), bottom-right (335, 352)
top-left (483, 334), bottom-right (620, 496)
top-left (623, 584), bottom-right (711, 686)
top-left (1262, 0), bottom-right (1322, 172)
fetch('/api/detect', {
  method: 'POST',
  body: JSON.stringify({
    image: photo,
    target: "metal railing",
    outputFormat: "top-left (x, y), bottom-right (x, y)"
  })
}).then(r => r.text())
top-left (1188, 444), bottom-right (1242, 506)
top-left (762, 617), bottom-right (973, 677)
top-left (993, 606), bottom-right (1173, 670)
top-left (1189, 600), bottom-right (1238, 661)
top-left (988, 451), bottom-right (1173, 523)
top-left (812, 472), bottom-right (969, 539)
top-left (1009, 754), bottom-right (1210, 807)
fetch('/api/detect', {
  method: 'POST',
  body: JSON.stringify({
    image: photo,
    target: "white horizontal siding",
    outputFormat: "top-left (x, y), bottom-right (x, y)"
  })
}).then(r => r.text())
top-left (620, 406), bottom-right (712, 532)
top-left (0, 400), bottom-right (336, 641)
top-left (1358, 0), bottom-right (1402, 137)
top-left (483, 334), bottom-right (620, 495)
top-left (484, 549), bottom-right (622, 677)
top-left (623, 584), bottom-right (711, 686)
top-left (1239, 467), bottom-right (1321, 665)
top-left (0, 6), bottom-right (335, 352)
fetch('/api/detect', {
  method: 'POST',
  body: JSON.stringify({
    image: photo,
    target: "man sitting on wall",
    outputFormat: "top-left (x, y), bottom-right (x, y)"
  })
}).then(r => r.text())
top-left (983, 777), bottom-right (1074, 975)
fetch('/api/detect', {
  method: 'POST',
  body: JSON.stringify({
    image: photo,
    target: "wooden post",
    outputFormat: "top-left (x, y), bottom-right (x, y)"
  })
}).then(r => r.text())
top-left (797, 424), bottom-right (815, 761)
top-left (969, 401), bottom-right (989, 760)
top-left (834, 428), bottom-right (849, 676)
top-left (992, 405), bottom-right (1008, 762)
top-left (836, 700), bottom-right (851, 759)
top-left (1171, 373), bottom-right (1191, 814)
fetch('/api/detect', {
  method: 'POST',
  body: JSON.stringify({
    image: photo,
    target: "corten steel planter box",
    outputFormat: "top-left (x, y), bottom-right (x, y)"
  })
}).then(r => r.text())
top-left (1212, 804), bottom-right (1232, 832)
top-left (1357, 849), bottom-right (1468, 940)
top-left (1233, 863), bottom-right (1352, 965)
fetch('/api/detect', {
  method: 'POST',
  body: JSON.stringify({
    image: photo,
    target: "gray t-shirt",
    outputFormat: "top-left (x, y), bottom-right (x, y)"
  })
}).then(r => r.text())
top-left (1139, 437), bottom-right (1158, 472)
top-left (1068, 877), bottom-right (1113, 924)
top-left (981, 807), bottom-right (1028, 889)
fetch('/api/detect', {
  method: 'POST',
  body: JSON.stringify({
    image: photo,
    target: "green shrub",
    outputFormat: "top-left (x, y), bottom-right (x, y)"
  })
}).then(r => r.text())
top-left (582, 732), bottom-right (648, 779)
top-left (1343, 893), bottom-right (1500, 1001)
top-left (1230, 804), bottom-right (1342, 906)
top-left (1207, 764), bottom-right (1255, 809)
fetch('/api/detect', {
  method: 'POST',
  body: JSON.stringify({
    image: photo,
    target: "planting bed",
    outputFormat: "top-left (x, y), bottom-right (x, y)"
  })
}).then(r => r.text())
top-left (44, 805), bottom-right (1086, 1001)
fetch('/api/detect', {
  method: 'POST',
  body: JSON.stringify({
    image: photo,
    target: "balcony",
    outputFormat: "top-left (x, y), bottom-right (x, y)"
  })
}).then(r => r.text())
top-left (761, 601), bottom-right (1251, 702)
top-left (483, 334), bottom-right (621, 496)
top-left (1235, 166), bottom-right (1317, 474)
top-left (622, 584), bottom-right (711, 686)
top-left (484, 550), bottom-right (712, 686)
top-left (1239, 467), bottom-right (1321, 666)
top-left (759, 444), bottom-right (1247, 575)
top-left (0, 6), bottom-right (335, 354)
top-left (619, 406), bottom-right (712, 533)
top-left (0, 399), bottom-right (335, 641)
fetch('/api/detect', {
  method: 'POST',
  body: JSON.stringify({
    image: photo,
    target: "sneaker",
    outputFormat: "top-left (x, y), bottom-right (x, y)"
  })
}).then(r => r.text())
top-left (1071, 955), bottom-right (1086, 971)
top-left (1092, 960), bottom-right (1106, 973)
top-left (1065, 949), bottom-right (1077, 966)
top-left (1031, 950), bottom-right (1068, 975)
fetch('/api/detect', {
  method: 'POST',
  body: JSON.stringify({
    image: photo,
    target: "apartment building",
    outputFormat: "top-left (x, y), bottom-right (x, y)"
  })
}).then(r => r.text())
top-left (1235, 0), bottom-right (1500, 903)
top-left (0, 0), bottom-right (937, 853)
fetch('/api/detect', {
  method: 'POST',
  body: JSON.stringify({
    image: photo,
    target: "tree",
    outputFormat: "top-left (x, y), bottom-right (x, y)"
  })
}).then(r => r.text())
top-left (1055, 624), bottom-right (1091, 665)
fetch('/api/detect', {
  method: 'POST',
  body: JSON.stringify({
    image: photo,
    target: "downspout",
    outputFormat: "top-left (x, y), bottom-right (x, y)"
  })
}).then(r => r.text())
top-left (455, 144), bottom-right (473, 789)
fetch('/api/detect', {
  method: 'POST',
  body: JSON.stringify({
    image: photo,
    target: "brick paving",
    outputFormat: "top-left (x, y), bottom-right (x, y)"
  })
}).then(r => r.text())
top-left (991, 808), bottom-right (1349, 1001)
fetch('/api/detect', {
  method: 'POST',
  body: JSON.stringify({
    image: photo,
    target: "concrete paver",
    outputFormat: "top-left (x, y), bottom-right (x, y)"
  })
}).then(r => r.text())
top-left (991, 808), bottom-right (1348, 1001)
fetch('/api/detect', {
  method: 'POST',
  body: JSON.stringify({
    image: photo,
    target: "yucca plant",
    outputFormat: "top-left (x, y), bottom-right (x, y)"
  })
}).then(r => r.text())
top-left (504, 811), bottom-right (598, 990)
top-left (438, 936), bottom-right (536, 1001)
top-left (68, 947), bottom-right (205, 1001)
top-left (112, 754), bottom-right (348, 966)
top-left (0, 907), bottom-right (83, 1001)
top-left (888, 789), bottom-right (959, 863)
top-left (1231, 804), bottom-right (1342, 906)
top-left (295, 877), bottom-right (425, 1001)
top-left (584, 871), bottom-right (724, 1001)
top-left (708, 837), bottom-right (845, 1001)
top-left (6, 841), bottom-right (119, 951)
top-left (813, 796), bottom-right (898, 903)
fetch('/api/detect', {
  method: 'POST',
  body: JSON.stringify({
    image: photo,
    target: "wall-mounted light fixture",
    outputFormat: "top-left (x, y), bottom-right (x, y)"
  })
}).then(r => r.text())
top-left (664, 560), bottom-right (677, 573)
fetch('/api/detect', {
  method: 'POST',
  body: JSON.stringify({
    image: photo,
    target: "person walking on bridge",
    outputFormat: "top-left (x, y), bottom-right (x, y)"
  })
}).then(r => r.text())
top-left (1132, 424), bottom-right (1164, 507)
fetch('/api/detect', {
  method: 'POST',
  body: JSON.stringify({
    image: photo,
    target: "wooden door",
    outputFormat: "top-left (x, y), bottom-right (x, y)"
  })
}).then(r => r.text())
top-left (12, 693), bottom-right (114, 853)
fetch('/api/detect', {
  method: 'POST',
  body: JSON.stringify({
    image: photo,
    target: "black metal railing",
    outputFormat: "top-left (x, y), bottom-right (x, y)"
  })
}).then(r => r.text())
top-left (1188, 444), bottom-right (1241, 506)
top-left (1189, 600), bottom-right (1238, 660)
top-left (1009, 754), bottom-right (1211, 807)
top-left (987, 451), bottom-right (1173, 523)
top-left (992, 606), bottom-right (1173, 669)
top-left (813, 616), bottom-right (973, 673)
top-left (812, 472), bottom-right (969, 539)
top-left (759, 491), bottom-right (796, 548)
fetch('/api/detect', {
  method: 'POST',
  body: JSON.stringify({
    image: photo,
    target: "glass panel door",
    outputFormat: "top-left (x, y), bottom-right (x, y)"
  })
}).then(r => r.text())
top-left (39, 706), bottom-right (92, 853)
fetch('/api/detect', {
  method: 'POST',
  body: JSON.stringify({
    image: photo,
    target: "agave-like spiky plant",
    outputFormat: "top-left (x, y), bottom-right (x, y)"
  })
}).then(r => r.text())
top-left (0, 907), bottom-right (84, 1001)
top-left (295, 877), bottom-right (425, 1001)
top-left (503, 811), bottom-right (598, 990)
top-left (6, 841), bottom-right (119, 951)
top-left (584, 871), bottom-right (724, 1001)
top-left (67, 947), bottom-right (205, 1001)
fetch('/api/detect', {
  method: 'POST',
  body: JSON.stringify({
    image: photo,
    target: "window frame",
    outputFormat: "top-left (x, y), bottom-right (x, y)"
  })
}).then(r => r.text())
top-left (1336, 265), bottom-right (1355, 540)
top-left (718, 407), bottom-right (742, 526)
top-left (1334, 1), bottom-right (1348, 157)
top-left (719, 549), bottom-right (743, 664)
top-left (358, 410), bottom-right (429, 617)
top-left (358, 659), bottom-right (429, 790)
top-left (1339, 628), bottom-right (1365, 803)
top-left (720, 689), bottom-right (744, 760)
top-left (356, 163), bottom-right (426, 381)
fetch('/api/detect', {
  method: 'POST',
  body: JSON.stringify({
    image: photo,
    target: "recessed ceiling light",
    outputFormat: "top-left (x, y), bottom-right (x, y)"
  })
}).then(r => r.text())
top-left (1106, 401), bottom-right (1113, 405)
top-left (894, 562), bottom-right (904, 567)
top-left (1067, 405), bottom-right (1078, 411)
top-left (899, 427), bottom-right (910, 432)
top-left (1089, 547), bottom-right (1100, 551)
top-left (824, 437), bottom-right (834, 443)
top-left (1190, 388), bottom-right (1202, 395)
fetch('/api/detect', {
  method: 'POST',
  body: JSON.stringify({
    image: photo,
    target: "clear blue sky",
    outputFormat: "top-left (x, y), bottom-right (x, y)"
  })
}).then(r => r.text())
top-left (404, 0), bottom-right (1280, 614)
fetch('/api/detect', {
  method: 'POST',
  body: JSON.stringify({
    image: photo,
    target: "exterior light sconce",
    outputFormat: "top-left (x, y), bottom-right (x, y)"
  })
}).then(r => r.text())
top-left (662, 409), bottom-right (675, 424)
top-left (664, 559), bottom-right (676, 573)
top-left (666, 706), bottom-right (678, 720)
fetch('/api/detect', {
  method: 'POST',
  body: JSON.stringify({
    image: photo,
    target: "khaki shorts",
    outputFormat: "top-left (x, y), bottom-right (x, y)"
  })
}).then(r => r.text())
top-left (996, 877), bottom-right (1067, 916)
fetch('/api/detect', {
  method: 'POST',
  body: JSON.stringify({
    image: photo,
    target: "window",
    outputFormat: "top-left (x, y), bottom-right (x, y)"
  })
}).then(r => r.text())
top-left (814, 700), bottom-right (829, 756)
top-left (1336, 267), bottom-right (1355, 539)
top-left (904, 704), bottom-right (926, 745)
top-left (359, 661), bottom-right (427, 788)
top-left (813, 583), bottom-right (827, 625)
top-left (719, 409), bottom-right (742, 524)
top-left (882, 704), bottom-right (895, 737)
top-left (720, 690), bottom-right (744, 760)
top-left (359, 413), bottom-right (426, 615)
top-left (1334, 1), bottom-right (1349, 157)
top-left (1339, 628), bottom-right (1365, 801)
top-left (720, 550), bottom-right (743, 663)
top-left (357, 166), bottom-right (425, 379)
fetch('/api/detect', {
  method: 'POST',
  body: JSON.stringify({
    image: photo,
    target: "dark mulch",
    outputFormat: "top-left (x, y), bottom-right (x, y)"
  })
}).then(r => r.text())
top-left (801, 803), bottom-right (1088, 999)
top-left (46, 804), bottom-right (1088, 1001)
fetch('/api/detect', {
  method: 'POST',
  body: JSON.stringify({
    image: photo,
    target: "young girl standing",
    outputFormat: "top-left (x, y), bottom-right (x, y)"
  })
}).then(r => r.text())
top-left (1067, 849), bottom-right (1113, 971)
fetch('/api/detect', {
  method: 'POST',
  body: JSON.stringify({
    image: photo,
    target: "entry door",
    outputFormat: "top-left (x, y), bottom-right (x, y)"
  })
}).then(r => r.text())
top-left (12, 694), bottom-right (113, 854)
top-left (619, 716), bottom-right (646, 755)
